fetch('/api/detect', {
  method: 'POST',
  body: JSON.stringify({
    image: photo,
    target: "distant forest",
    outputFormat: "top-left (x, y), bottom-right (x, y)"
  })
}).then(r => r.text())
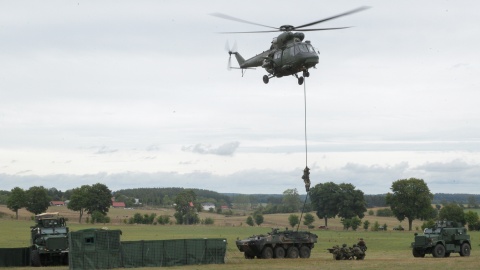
top-left (0, 188), bottom-right (479, 209)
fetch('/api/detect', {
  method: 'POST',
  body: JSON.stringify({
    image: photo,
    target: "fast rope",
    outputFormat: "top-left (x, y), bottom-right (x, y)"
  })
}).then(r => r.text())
top-left (297, 77), bottom-right (311, 232)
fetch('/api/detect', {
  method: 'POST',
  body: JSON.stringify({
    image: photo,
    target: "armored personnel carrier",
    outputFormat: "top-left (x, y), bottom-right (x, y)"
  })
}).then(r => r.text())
top-left (411, 220), bottom-right (471, 258)
top-left (30, 212), bottom-right (69, 266)
top-left (236, 228), bottom-right (318, 259)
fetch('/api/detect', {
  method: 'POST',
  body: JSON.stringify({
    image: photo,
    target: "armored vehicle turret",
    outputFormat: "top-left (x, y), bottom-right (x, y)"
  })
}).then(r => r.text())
top-left (236, 228), bottom-right (318, 259)
top-left (411, 220), bottom-right (471, 258)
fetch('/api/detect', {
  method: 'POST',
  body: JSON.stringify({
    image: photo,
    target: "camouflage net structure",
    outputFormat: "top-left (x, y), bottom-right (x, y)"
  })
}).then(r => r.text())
top-left (69, 229), bottom-right (226, 270)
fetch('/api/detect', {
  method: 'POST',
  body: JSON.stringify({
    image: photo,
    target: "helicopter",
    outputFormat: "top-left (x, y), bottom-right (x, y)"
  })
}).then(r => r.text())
top-left (211, 6), bottom-right (369, 85)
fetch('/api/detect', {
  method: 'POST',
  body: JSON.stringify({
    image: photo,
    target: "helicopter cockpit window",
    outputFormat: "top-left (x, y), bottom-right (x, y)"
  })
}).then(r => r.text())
top-left (274, 51), bottom-right (282, 60)
top-left (295, 44), bottom-right (309, 54)
top-left (307, 44), bottom-right (316, 53)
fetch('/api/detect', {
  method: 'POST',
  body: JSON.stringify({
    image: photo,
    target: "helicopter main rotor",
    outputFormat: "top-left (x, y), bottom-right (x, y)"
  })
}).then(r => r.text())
top-left (211, 6), bottom-right (370, 34)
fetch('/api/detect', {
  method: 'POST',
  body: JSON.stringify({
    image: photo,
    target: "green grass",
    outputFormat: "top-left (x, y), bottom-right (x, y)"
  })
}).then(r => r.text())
top-left (1, 205), bottom-right (480, 269)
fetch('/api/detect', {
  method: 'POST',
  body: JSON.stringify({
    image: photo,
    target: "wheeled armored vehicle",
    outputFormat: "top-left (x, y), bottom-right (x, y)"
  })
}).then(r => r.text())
top-left (30, 212), bottom-right (69, 266)
top-left (411, 220), bottom-right (471, 258)
top-left (236, 228), bottom-right (318, 259)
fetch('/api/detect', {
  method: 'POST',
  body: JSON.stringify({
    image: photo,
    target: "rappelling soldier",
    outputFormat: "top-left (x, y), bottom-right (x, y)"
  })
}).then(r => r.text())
top-left (302, 166), bottom-right (311, 192)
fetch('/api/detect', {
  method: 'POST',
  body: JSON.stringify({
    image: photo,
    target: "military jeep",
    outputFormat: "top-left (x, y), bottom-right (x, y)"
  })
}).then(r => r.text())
top-left (236, 228), bottom-right (318, 259)
top-left (30, 212), bottom-right (69, 266)
top-left (411, 220), bottom-right (471, 258)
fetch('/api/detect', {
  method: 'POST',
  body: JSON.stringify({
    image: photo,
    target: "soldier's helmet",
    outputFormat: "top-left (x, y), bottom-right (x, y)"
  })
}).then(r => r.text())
top-left (342, 244), bottom-right (347, 247)
top-left (359, 238), bottom-right (364, 240)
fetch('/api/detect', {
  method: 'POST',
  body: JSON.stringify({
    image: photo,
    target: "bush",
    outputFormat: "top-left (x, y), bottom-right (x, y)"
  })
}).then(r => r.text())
top-left (157, 215), bottom-right (170, 225)
top-left (204, 217), bottom-right (214, 225)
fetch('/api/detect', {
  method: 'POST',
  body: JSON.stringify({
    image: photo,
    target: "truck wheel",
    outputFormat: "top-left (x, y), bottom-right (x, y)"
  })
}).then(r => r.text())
top-left (31, 250), bottom-right (41, 267)
top-left (459, 243), bottom-right (471, 257)
top-left (432, 244), bottom-right (445, 258)
top-left (261, 246), bottom-right (273, 259)
top-left (412, 249), bottom-right (425, 258)
top-left (299, 246), bottom-right (311, 258)
top-left (286, 246), bottom-right (299, 258)
top-left (274, 246), bottom-right (285, 258)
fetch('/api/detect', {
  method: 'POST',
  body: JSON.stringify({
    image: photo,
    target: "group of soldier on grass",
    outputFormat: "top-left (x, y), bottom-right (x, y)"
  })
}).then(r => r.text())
top-left (328, 238), bottom-right (367, 260)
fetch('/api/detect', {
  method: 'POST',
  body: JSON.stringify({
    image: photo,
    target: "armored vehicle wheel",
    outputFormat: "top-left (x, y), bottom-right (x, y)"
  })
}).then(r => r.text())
top-left (432, 244), bottom-right (445, 258)
top-left (299, 246), bottom-right (311, 258)
top-left (274, 246), bottom-right (285, 258)
top-left (31, 249), bottom-right (41, 267)
top-left (459, 243), bottom-right (471, 256)
top-left (412, 249), bottom-right (425, 258)
top-left (261, 246), bottom-right (274, 259)
top-left (244, 252), bottom-right (255, 259)
top-left (286, 246), bottom-right (299, 258)
top-left (263, 75), bottom-right (269, 84)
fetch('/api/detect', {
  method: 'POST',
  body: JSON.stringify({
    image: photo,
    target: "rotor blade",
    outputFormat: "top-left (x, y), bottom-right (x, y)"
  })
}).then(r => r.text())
top-left (294, 6), bottom-right (370, 30)
top-left (225, 40), bottom-right (230, 52)
top-left (211, 12), bottom-right (278, 30)
top-left (232, 40), bottom-right (237, 52)
top-left (298, 27), bottom-right (351, 32)
top-left (217, 30), bottom-right (282, 34)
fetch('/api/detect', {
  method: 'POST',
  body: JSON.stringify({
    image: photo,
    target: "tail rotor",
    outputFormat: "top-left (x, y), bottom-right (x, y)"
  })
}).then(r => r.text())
top-left (225, 41), bottom-right (237, 70)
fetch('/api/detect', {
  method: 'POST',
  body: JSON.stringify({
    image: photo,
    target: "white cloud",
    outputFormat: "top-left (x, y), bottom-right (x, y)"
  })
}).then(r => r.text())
top-left (1, 1), bottom-right (480, 194)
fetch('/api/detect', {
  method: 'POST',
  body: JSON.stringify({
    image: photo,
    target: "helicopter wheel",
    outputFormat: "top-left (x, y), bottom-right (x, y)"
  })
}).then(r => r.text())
top-left (298, 76), bottom-right (304, 85)
top-left (263, 75), bottom-right (269, 84)
top-left (303, 70), bottom-right (310, 77)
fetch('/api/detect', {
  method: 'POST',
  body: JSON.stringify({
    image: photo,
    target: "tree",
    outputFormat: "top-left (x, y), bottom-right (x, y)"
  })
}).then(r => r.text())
top-left (25, 186), bottom-right (51, 215)
top-left (246, 216), bottom-right (254, 226)
top-left (363, 220), bottom-right (370, 231)
top-left (254, 214), bottom-right (264, 226)
top-left (310, 182), bottom-right (342, 227)
top-left (68, 185), bottom-right (90, 223)
top-left (282, 188), bottom-right (301, 213)
top-left (303, 213), bottom-right (315, 228)
top-left (337, 183), bottom-right (367, 219)
top-left (85, 183), bottom-right (112, 216)
top-left (288, 214), bottom-right (299, 228)
top-left (7, 187), bottom-right (26, 219)
top-left (174, 190), bottom-right (199, 225)
top-left (439, 203), bottom-right (466, 225)
top-left (386, 178), bottom-right (433, 231)
top-left (464, 211), bottom-right (479, 231)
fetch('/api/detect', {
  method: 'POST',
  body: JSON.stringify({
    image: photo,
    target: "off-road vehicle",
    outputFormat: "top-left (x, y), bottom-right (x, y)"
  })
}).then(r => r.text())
top-left (30, 212), bottom-right (69, 266)
top-left (411, 220), bottom-right (471, 258)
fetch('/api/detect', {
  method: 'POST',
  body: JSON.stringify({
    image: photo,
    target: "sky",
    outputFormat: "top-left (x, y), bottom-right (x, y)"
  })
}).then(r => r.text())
top-left (1, 0), bottom-right (480, 195)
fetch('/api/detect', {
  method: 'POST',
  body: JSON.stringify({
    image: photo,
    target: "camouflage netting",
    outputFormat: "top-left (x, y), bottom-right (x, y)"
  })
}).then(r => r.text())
top-left (69, 229), bottom-right (226, 270)
top-left (0, 247), bottom-right (30, 267)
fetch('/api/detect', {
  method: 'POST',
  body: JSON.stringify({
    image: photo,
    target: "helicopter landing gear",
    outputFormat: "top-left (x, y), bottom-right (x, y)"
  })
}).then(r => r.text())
top-left (294, 73), bottom-right (304, 85)
top-left (263, 75), bottom-right (269, 84)
top-left (298, 76), bottom-right (304, 85)
top-left (303, 70), bottom-right (310, 77)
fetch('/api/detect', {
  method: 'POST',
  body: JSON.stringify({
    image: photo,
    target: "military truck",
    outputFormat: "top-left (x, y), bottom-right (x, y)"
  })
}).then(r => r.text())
top-left (30, 212), bottom-right (69, 266)
top-left (411, 220), bottom-right (471, 258)
top-left (236, 228), bottom-right (318, 259)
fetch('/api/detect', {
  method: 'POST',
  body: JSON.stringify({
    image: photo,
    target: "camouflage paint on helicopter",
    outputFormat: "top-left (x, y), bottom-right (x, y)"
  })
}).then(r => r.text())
top-left (212, 6), bottom-right (369, 85)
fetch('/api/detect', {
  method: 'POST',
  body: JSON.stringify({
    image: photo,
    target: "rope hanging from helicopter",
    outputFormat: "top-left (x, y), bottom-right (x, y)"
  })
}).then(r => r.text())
top-left (297, 77), bottom-right (311, 232)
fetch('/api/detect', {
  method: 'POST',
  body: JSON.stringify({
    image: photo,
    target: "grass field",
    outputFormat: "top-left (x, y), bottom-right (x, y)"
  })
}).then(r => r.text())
top-left (1, 205), bottom-right (479, 270)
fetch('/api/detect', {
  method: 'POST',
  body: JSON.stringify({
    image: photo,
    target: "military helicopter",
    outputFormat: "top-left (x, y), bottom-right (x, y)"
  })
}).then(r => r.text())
top-left (211, 6), bottom-right (369, 85)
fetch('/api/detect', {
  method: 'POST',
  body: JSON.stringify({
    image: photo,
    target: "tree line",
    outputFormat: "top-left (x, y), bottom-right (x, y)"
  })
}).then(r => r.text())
top-left (6, 183), bottom-right (112, 223)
